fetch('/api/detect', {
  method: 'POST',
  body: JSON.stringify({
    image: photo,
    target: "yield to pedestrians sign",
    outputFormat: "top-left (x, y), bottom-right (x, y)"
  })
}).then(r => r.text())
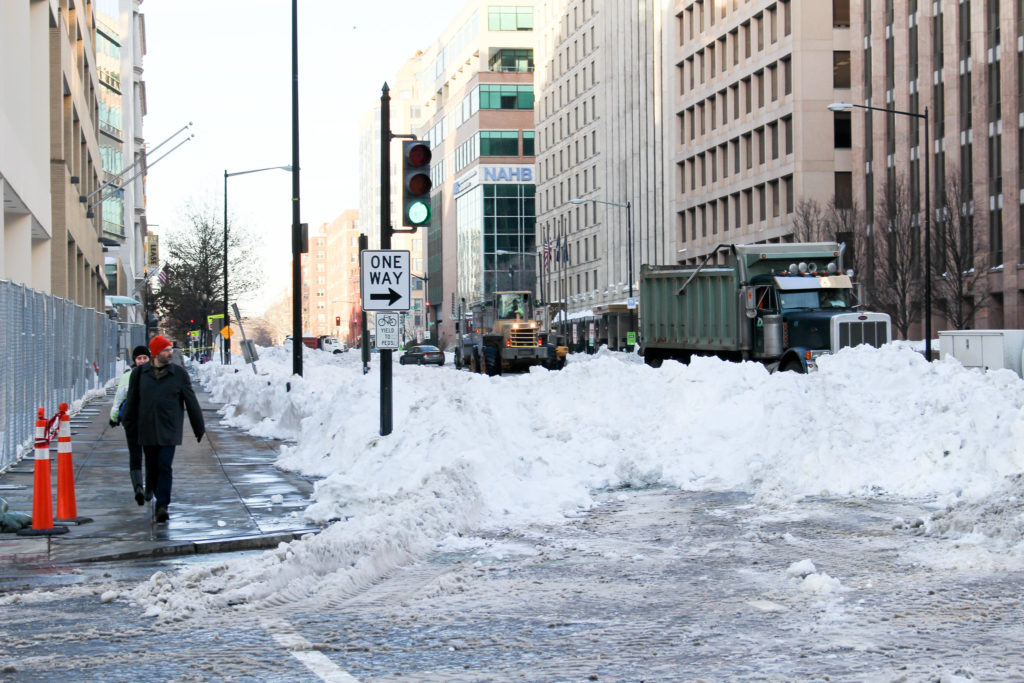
top-left (361, 250), bottom-right (410, 311)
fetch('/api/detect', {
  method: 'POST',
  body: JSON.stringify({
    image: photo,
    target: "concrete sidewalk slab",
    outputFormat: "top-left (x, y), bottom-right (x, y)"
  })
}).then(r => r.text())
top-left (0, 376), bottom-right (319, 568)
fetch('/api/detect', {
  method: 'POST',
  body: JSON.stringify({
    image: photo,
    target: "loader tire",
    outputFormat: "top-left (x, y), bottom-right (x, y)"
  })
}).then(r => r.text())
top-left (483, 345), bottom-right (500, 376)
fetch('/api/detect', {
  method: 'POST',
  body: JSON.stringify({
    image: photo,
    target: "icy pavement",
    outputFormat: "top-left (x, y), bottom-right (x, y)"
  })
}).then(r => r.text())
top-left (3, 487), bottom-right (1018, 680)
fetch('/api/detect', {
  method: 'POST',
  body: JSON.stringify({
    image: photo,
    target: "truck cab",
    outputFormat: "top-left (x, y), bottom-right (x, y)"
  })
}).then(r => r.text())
top-left (317, 335), bottom-right (346, 354)
top-left (746, 271), bottom-right (886, 370)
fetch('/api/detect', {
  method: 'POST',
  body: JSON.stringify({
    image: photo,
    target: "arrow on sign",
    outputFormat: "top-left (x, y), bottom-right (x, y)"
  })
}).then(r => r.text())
top-left (370, 288), bottom-right (402, 306)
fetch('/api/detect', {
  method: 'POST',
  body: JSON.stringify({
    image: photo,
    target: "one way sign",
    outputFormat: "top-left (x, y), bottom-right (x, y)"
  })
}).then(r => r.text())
top-left (360, 250), bottom-right (411, 312)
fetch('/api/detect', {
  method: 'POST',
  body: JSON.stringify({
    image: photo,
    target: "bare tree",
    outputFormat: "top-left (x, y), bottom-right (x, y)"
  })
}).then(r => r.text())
top-left (871, 176), bottom-right (923, 339)
top-left (790, 196), bottom-right (864, 275)
top-left (932, 170), bottom-right (988, 329)
top-left (792, 198), bottom-right (827, 241)
top-left (824, 197), bottom-right (865, 276)
top-left (154, 200), bottom-right (262, 341)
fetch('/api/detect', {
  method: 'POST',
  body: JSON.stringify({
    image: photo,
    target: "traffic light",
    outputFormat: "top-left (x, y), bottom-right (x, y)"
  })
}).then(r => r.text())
top-left (335, 316), bottom-right (341, 326)
top-left (402, 140), bottom-right (432, 229)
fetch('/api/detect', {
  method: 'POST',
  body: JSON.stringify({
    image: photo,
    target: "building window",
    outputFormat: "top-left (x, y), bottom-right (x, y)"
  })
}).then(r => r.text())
top-left (835, 172), bottom-right (853, 209)
top-left (833, 51), bottom-right (851, 88)
top-left (489, 48), bottom-right (534, 72)
top-left (488, 6), bottom-right (533, 31)
top-left (834, 112), bottom-right (852, 148)
top-left (479, 84), bottom-right (534, 109)
top-left (991, 208), bottom-right (1004, 265)
top-left (833, 0), bottom-right (851, 28)
top-left (522, 130), bottom-right (535, 156)
top-left (480, 131), bottom-right (520, 156)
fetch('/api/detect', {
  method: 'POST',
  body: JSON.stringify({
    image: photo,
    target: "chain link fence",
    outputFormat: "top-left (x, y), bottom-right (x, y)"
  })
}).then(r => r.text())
top-left (0, 279), bottom-right (144, 470)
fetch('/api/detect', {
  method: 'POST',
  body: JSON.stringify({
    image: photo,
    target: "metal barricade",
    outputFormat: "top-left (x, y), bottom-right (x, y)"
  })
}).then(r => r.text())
top-left (0, 280), bottom-right (141, 470)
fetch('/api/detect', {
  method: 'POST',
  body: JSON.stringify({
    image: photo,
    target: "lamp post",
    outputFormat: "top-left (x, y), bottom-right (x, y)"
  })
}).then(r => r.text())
top-left (570, 196), bottom-right (634, 350)
top-left (223, 164), bottom-right (291, 365)
top-left (828, 101), bottom-right (931, 361)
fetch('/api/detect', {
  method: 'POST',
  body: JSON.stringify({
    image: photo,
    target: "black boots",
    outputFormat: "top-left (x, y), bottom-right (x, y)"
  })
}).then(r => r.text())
top-left (155, 507), bottom-right (169, 523)
top-left (130, 470), bottom-right (145, 506)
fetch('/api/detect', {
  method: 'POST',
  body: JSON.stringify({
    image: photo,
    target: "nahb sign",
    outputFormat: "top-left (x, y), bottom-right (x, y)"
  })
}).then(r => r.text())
top-left (453, 165), bottom-right (535, 197)
top-left (360, 250), bottom-right (411, 311)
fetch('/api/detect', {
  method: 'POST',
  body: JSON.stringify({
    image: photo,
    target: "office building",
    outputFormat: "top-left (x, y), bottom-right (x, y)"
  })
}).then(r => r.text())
top-left (536, 0), bottom-right (671, 349)
top-left (849, 0), bottom-right (1024, 330)
top-left (413, 0), bottom-right (538, 347)
top-left (670, 0), bottom-right (843, 264)
top-left (96, 0), bottom-right (148, 323)
top-left (1, 0), bottom-right (109, 309)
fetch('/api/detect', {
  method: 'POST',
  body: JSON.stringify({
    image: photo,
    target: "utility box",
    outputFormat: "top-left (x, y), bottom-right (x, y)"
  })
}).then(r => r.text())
top-left (938, 330), bottom-right (1024, 377)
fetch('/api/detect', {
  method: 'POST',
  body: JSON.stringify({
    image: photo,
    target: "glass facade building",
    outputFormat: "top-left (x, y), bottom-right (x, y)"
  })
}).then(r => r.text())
top-left (457, 181), bottom-right (536, 302)
top-left (96, 0), bottom-right (125, 243)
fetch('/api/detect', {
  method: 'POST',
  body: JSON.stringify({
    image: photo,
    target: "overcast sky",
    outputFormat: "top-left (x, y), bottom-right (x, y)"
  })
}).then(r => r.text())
top-left (141, 0), bottom-right (465, 312)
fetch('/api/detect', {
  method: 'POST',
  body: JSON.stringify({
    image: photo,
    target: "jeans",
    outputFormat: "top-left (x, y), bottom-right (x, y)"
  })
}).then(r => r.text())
top-left (126, 436), bottom-right (143, 471)
top-left (143, 445), bottom-right (176, 510)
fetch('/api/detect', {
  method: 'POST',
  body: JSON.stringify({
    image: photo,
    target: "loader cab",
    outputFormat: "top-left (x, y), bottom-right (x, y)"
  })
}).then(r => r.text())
top-left (496, 292), bottom-right (534, 321)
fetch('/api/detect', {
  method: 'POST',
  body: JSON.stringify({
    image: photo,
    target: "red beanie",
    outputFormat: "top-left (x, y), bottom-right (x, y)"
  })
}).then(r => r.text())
top-left (149, 335), bottom-right (172, 357)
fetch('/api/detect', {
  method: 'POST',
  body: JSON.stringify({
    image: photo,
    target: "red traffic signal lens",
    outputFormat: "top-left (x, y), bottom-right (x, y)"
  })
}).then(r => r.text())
top-left (407, 173), bottom-right (431, 195)
top-left (406, 143), bottom-right (431, 167)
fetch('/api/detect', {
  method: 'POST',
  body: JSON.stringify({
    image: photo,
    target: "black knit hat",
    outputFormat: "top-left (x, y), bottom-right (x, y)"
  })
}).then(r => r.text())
top-left (131, 345), bottom-right (151, 363)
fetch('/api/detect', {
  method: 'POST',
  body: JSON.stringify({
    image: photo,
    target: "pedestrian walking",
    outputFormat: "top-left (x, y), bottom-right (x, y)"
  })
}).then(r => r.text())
top-left (122, 335), bottom-right (205, 523)
top-left (109, 345), bottom-right (151, 505)
top-left (171, 341), bottom-right (185, 367)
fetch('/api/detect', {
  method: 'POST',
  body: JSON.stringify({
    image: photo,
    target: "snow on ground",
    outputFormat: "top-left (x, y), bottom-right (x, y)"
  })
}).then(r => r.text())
top-left (130, 343), bottom-right (1024, 619)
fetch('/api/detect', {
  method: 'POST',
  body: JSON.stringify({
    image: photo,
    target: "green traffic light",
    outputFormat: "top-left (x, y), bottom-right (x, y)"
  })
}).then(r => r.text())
top-left (408, 201), bottom-right (430, 225)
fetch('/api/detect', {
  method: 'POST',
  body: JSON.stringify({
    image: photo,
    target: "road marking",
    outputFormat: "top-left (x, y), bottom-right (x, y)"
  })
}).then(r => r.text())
top-left (262, 618), bottom-right (360, 682)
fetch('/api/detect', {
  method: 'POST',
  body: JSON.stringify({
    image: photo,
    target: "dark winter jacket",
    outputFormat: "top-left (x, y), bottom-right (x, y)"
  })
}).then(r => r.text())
top-left (122, 362), bottom-right (205, 446)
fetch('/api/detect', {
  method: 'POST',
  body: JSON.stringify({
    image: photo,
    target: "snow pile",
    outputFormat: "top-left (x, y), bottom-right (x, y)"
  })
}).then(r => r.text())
top-left (129, 344), bottom-right (1024, 619)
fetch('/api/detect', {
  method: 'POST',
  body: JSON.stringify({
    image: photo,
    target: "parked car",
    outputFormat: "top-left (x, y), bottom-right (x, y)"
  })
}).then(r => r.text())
top-left (399, 344), bottom-right (445, 366)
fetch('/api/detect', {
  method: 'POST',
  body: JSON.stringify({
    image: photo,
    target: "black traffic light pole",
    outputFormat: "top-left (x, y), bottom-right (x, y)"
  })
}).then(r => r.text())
top-left (360, 233), bottom-right (370, 375)
top-left (380, 84), bottom-right (393, 435)
top-left (378, 84), bottom-right (430, 436)
top-left (290, 0), bottom-right (303, 377)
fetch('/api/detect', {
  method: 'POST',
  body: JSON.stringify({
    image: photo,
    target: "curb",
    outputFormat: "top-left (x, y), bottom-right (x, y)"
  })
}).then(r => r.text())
top-left (80, 528), bottom-right (322, 563)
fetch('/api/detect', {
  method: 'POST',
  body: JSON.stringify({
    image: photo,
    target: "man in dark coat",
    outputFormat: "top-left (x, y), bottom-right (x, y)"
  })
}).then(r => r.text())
top-left (122, 334), bottom-right (205, 523)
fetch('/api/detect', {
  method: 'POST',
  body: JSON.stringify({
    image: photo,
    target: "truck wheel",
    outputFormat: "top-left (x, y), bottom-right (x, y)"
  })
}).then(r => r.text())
top-left (483, 345), bottom-right (500, 376)
top-left (781, 359), bottom-right (805, 373)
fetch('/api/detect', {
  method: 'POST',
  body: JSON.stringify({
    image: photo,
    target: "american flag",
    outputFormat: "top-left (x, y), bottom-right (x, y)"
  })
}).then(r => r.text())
top-left (542, 239), bottom-right (552, 270)
top-left (157, 265), bottom-right (168, 284)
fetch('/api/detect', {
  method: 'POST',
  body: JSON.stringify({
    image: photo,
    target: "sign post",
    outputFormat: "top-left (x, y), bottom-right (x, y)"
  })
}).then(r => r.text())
top-left (361, 248), bottom-right (411, 435)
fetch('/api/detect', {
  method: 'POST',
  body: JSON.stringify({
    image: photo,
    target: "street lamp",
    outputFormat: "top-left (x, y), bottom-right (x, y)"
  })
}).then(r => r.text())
top-left (223, 164), bottom-right (291, 365)
top-left (570, 196), bottom-right (635, 350)
top-left (828, 100), bottom-right (932, 361)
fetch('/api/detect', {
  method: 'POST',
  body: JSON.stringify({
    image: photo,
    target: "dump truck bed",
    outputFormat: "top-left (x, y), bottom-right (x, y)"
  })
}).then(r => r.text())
top-left (640, 265), bottom-right (742, 352)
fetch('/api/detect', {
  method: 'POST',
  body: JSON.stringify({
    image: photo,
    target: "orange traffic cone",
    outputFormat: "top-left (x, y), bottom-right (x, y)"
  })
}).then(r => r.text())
top-left (55, 403), bottom-right (92, 525)
top-left (17, 408), bottom-right (68, 536)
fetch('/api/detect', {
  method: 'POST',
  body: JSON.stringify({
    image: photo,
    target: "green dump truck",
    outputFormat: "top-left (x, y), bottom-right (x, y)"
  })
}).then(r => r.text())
top-left (639, 242), bottom-right (892, 372)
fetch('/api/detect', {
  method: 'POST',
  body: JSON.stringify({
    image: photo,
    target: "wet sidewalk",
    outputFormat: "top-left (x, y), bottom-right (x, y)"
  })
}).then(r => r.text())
top-left (0, 377), bottom-right (319, 568)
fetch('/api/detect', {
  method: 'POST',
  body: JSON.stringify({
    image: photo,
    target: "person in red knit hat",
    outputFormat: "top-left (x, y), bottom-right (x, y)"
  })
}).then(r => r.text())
top-left (122, 335), bottom-right (205, 523)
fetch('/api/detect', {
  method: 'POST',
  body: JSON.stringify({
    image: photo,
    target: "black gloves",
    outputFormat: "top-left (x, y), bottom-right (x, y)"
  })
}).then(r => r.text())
top-left (109, 419), bottom-right (119, 428)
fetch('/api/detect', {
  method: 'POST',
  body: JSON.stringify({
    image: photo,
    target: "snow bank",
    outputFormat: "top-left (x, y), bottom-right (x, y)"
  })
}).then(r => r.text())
top-left (130, 344), bottom-right (1024, 619)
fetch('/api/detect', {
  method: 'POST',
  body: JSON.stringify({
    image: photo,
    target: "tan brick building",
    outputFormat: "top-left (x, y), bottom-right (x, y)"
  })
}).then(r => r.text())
top-left (849, 0), bottom-right (1024, 330)
top-left (670, 0), bottom-right (841, 263)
